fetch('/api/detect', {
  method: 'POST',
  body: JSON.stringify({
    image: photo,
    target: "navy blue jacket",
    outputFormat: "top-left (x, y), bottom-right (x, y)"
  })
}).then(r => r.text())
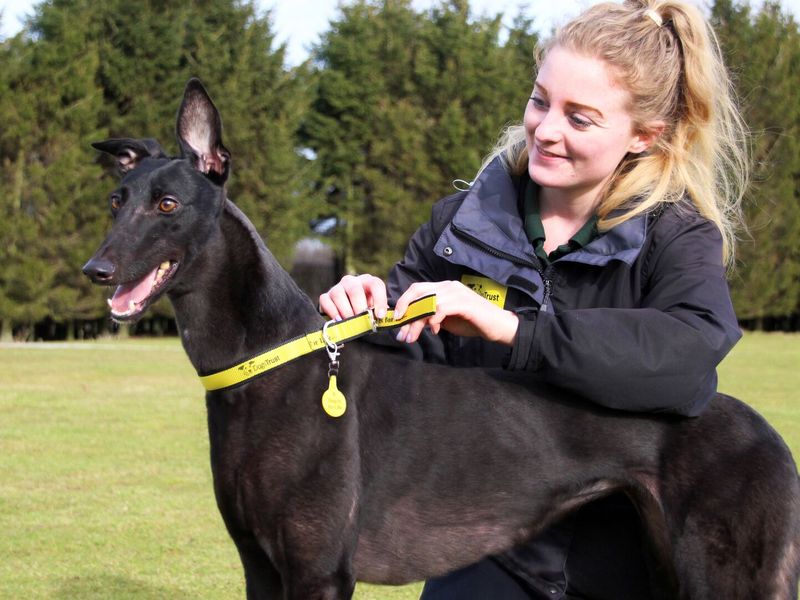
top-left (388, 157), bottom-right (741, 417)
top-left (383, 158), bottom-right (743, 597)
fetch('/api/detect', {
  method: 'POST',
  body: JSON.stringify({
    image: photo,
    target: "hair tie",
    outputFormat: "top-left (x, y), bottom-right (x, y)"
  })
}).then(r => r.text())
top-left (645, 9), bottom-right (663, 27)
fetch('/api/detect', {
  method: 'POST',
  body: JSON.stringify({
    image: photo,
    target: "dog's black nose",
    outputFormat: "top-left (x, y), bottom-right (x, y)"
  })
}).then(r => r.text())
top-left (83, 257), bottom-right (116, 283)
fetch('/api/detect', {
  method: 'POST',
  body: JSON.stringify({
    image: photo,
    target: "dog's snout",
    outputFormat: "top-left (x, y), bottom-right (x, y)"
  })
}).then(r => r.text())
top-left (83, 256), bottom-right (116, 283)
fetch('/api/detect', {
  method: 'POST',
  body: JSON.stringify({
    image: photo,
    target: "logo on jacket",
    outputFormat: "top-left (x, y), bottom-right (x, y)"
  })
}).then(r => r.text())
top-left (461, 275), bottom-right (507, 308)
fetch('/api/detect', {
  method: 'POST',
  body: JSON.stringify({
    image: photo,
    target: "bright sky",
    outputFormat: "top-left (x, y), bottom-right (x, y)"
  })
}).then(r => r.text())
top-left (2, 0), bottom-right (799, 65)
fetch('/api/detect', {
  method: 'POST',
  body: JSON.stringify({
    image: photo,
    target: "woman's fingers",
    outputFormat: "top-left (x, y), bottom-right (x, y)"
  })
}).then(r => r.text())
top-left (318, 286), bottom-right (343, 320)
top-left (396, 318), bottom-right (429, 344)
top-left (393, 281), bottom-right (457, 343)
top-left (361, 275), bottom-right (389, 319)
top-left (319, 274), bottom-right (388, 320)
top-left (393, 281), bottom-right (437, 320)
top-left (393, 280), bottom-right (519, 346)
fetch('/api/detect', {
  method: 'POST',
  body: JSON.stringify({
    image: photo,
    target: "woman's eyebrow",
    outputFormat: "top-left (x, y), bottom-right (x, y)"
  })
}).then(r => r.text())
top-left (534, 82), bottom-right (606, 120)
top-left (533, 82), bottom-right (549, 97)
top-left (566, 101), bottom-right (605, 120)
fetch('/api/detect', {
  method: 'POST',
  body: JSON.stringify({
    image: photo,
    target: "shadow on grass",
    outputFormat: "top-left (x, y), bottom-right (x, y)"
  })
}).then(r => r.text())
top-left (55, 574), bottom-right (193, 599)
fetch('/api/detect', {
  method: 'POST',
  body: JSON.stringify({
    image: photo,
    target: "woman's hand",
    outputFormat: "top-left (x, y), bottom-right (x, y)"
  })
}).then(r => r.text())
top-left (320, 277), bottom-right (519, 346)
top-left (393, 281), bottom-right (519, 346)
top-left (319, 274), bottom-right (389, 321)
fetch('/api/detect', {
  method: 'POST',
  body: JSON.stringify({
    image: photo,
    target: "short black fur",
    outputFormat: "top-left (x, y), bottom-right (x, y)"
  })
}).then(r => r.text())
top-left (84, 79), bottom-right (800, 600)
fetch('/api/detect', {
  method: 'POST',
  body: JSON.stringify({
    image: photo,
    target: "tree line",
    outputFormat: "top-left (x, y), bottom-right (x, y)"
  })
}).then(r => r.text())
top-left (0, 0), bottom-right (798, 340)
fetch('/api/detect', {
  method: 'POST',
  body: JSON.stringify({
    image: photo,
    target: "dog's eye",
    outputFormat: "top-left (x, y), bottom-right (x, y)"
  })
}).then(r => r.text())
top-left (109, 194), bottom-right (122, 212)
top-left (158, 197), bottom-right (179, 214)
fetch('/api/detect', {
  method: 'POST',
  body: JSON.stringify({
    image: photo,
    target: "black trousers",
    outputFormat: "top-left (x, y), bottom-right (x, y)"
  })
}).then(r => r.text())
top-left (420, 558), bottom-right (534, 600)
top-left (420, 495), bottom-right (654, 600)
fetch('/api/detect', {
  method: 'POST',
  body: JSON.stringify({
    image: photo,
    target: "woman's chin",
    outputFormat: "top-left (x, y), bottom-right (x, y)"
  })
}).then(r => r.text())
top-left (528, 162), bottom-right (571, 189)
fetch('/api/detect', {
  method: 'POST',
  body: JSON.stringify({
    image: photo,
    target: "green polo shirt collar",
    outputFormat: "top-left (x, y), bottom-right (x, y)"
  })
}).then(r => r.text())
top-left (523, 178), bottom-right (598, 266)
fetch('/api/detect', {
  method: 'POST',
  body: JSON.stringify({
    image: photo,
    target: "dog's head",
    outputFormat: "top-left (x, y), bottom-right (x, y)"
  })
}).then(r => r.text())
top-left (83, 79), bottom-right (231, 322)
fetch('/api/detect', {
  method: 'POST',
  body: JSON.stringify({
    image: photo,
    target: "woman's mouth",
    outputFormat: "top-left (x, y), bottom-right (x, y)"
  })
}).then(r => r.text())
top-left (535, 145), bottom-right (569, 160)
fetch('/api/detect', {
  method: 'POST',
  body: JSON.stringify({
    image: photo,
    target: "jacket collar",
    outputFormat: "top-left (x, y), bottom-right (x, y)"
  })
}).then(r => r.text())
top-left (449, 157), bottom-right (647, 267)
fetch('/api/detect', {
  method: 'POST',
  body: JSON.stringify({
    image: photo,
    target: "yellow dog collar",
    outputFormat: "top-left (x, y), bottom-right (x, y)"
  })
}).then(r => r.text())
top-left (198, 295), bottom-right (436, 392)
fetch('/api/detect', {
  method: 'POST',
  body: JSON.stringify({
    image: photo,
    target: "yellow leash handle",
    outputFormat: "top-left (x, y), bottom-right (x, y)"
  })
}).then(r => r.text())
top-left (373, 294), bottom-right (437, 330)
top-left (199, 295), bottom-right (436, 392)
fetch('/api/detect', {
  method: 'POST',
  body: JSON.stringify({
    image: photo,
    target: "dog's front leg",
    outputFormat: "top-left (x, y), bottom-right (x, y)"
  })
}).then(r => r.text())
top-left (233, 535), bottom-right (284, 600)
top-left (282, 567), bottom-right (356, 600)
top-left (273, 487), bottom-right (360, 600)
top-left (231, 524), bottom-right (352, 600)
top-left (276, 517), bottom-right (358, 600)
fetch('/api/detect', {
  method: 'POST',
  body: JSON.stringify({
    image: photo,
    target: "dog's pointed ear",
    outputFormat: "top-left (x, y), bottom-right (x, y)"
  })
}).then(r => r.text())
top-left (176, 78), bottom-right (231, 185)
top-left (91, 138), bottom-right (167, 174)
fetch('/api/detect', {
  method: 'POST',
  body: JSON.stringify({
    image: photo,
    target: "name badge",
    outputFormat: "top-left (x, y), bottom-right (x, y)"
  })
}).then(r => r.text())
top-left (461, 275), bottom-right (508, 308)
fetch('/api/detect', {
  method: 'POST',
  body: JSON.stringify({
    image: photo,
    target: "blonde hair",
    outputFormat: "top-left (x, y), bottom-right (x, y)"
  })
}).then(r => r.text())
top-left (484, 0), bottom-right (749, 265)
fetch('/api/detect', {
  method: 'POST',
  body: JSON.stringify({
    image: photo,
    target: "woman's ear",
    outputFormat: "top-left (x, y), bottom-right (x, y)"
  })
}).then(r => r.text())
top-left (629, 121), bottom-right (666, 154)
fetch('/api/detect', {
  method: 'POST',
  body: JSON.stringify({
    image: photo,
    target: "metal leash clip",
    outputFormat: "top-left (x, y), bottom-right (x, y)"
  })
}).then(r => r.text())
top-left (366, 307), bottom-right (378, 333)
top-left (321, 318), bottom-right (347, 418)
top-left (322, 318), bottom-right (343, 376)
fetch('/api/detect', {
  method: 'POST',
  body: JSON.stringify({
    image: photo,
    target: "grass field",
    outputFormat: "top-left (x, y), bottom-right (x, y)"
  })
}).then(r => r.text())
top-left (1, 333), bottom-right (798, 599)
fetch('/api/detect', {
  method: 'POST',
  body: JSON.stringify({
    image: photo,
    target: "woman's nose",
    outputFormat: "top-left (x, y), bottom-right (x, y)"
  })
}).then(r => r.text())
top-left (533, 110), bottom-right (563, 144)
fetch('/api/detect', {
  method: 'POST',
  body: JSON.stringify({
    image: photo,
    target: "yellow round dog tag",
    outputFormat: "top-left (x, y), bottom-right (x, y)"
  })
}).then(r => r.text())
top-left (322, 375), bottom-right (347, 418)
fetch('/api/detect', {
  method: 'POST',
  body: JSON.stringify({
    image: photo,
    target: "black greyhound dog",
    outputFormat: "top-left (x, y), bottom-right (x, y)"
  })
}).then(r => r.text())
top-left (84, 79), bottom-right (800, 599)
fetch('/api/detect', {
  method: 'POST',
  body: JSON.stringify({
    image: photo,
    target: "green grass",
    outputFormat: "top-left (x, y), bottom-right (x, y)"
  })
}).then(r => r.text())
top-left (717, 332), bottom-right (800, 453)
top-left (0, 333), bottom-right (797, 599)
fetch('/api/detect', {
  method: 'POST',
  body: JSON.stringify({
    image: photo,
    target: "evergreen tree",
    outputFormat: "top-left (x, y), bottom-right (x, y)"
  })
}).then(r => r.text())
top-left (0, 27), bottom-right (87, 339)
top-left (304, 0), bottom-right (538, 275)
top-left (0, 0), bottom-right (315, 334)
top-left (6, 0), bottom-right (799, 335)
top-left (713, 0), bottom-right (800, 324)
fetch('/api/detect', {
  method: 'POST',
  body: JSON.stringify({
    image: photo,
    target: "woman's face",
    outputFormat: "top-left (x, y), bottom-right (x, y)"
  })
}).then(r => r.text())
top-left (524, 46), bottom-right (653, 204)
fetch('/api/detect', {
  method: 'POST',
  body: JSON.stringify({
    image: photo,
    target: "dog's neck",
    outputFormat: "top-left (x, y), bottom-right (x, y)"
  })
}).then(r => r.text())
top-left (169, 200), bottom-right (324, 375)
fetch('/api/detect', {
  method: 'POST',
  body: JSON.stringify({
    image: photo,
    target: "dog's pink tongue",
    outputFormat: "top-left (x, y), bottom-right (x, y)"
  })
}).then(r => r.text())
top-left (110, 267), bottom-right (158, 314)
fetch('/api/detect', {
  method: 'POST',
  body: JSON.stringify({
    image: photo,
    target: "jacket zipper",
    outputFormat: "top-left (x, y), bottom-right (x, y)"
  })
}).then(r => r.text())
top-left (540, 265), bottom-right (555, 312)
top-left (450, 224), bottom-right (554, 311)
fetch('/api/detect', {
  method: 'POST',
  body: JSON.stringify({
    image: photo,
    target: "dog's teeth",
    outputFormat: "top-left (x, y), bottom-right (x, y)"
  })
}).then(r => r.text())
top-left (160, 261), bottom-right (170, 270)
top-left (107, 298), bottom-right (113, 308)
top-left (128, 300), bottom-right (136, 312)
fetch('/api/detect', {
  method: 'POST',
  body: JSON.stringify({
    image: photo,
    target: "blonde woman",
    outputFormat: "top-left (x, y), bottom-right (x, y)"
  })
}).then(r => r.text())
top-left (320, 0), bottom-right (749, 596)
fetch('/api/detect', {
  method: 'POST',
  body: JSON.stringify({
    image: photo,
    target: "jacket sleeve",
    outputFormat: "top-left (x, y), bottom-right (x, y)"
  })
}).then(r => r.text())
top-left (506, 215), bottom-right (742, 416)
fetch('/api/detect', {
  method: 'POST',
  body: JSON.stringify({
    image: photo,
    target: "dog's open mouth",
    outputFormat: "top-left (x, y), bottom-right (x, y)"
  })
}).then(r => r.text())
top-left (108, 260), bottom-right (179, 321)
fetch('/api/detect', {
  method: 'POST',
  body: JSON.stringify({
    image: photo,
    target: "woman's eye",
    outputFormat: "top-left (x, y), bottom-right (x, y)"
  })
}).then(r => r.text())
top-left (530, 96), bottom-right (547, 109)
top-left (569, 114), bottom-right (593, 129)
top-left (158, 197), bottom-right (179, 213)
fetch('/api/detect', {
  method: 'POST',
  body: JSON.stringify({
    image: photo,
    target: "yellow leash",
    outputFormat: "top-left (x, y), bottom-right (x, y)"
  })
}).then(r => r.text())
top-left (198, 295), bottom-right (436, 392)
